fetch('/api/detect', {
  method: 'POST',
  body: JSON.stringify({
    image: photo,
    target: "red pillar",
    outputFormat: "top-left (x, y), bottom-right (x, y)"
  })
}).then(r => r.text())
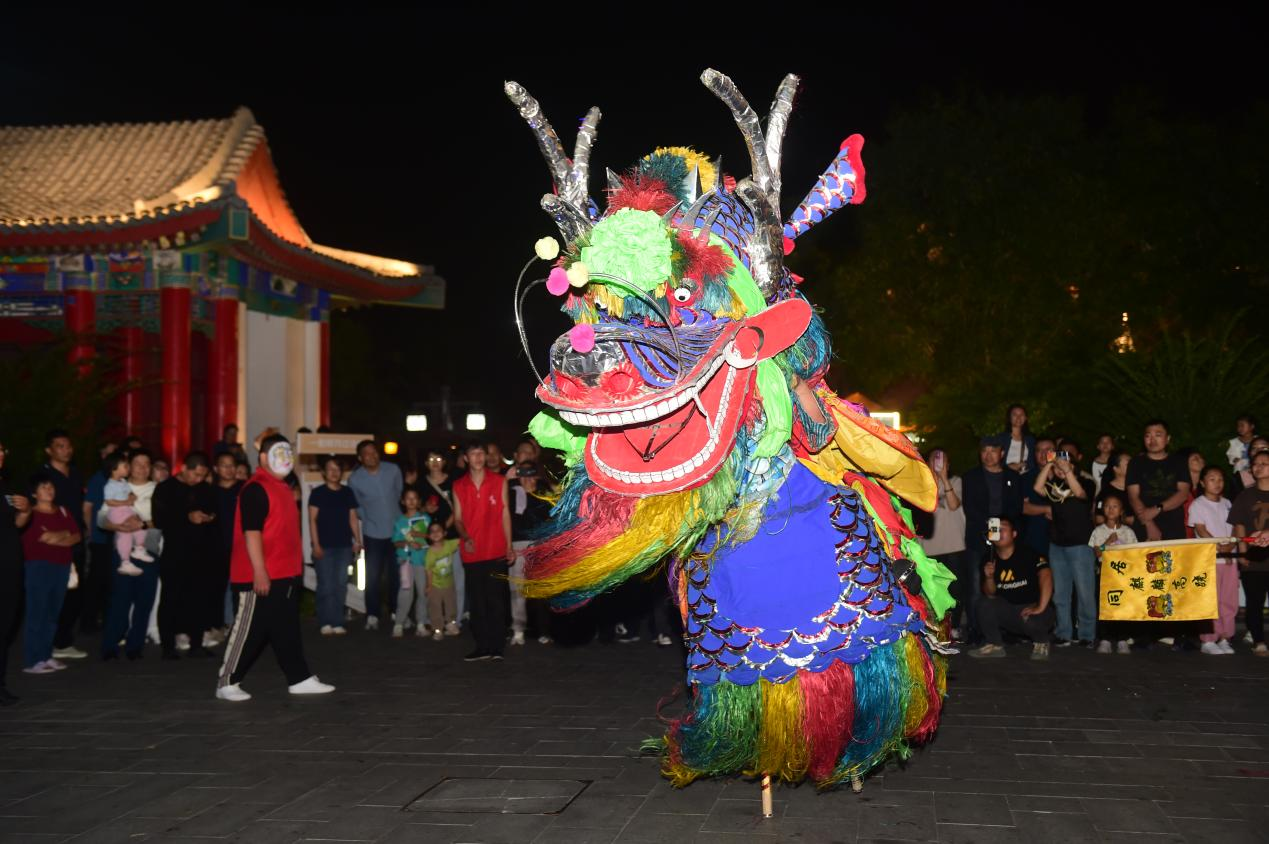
top-left (319, 320), bottom-right (331, 429)
top-left (160, 276), bottom-right (192, 465)
top-left (117, 326), bottom-right (145, 437)
top-left (207, 296), bottom-right (239, 450)
top-left (62, 274), bottom-right (95, 373)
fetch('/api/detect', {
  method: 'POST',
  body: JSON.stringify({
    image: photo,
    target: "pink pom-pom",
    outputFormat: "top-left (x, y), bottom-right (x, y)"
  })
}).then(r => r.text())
top-left (569, 323), bottom-right (596, 354)
top-left (782, 236), bottom-right (795, 256)
top-left (547, 267), bottom-right (570, 296)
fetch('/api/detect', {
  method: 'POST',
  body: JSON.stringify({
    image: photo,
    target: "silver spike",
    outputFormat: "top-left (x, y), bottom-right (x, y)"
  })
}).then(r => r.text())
top-left (697, 206), bottom-right (721, 243)
top-left (712, 156), bottom-right (724, 190)
top-left (682, 164), bottom-right (699, 206)
top-left (606, 167), bottom-right (624, 193)
top-left (568, 106), bottom-right (602, 209)
top-left (661, 201), bottom-right (683, 224)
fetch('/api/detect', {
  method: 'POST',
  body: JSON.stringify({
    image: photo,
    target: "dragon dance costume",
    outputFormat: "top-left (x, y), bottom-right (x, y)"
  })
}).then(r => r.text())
top-left (507, 69), bottom-right (956, 788)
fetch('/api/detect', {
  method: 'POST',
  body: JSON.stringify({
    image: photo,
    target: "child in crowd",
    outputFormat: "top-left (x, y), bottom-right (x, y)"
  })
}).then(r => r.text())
top-left (392, 488), bottom-right (431, 638)
top-left (1090, 492), bottom-right (1138, 655)
top-left (1188, 466), bottom-right (1238, 655)
top-left (424, 521), bottom-right (461, 640)
top-left (103, 453), bottom-right (153, 575)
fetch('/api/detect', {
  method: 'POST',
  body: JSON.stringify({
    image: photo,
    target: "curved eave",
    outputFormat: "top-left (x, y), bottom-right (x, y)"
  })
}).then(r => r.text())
top-left (0, 200), bottom-right (427, 303)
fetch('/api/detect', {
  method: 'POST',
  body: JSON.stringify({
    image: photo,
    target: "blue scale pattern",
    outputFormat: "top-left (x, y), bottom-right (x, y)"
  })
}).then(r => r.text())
top-left (683, 463), bottom-right (922, 686)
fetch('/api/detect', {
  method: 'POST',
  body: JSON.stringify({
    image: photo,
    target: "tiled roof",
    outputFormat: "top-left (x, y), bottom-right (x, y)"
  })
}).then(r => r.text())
top-left (0, 107), bottom-right (264, 226)
top-left (0, 108), bottom-right (438, 301)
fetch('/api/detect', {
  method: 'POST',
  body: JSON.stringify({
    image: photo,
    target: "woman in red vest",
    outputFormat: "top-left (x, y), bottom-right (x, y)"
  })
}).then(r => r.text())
top-left (216, 433), bottom-right (334, 701)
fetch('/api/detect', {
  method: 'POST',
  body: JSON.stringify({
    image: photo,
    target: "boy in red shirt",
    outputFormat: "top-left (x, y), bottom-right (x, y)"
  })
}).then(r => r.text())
top-left (216, 434), bottom-right (334, 701)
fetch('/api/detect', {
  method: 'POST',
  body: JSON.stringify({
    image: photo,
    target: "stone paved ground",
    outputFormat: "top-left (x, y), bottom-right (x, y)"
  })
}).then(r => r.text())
top-left (1, 627), bottom-right (1267, 844)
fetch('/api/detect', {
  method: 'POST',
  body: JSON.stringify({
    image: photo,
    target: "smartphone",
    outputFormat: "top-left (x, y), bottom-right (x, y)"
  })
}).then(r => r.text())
top-left (1056, 450), bottom-right (1070, 462)
top-left (987, 517), bottom-right (1002, 543)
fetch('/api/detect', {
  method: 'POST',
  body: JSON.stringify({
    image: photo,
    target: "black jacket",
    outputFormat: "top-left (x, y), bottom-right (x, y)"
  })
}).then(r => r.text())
top-left (961, 466), bottom-right (1025, 547)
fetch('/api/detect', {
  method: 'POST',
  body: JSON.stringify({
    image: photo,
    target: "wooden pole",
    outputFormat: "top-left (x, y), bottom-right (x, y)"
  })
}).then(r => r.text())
top-left (760, 774), bottom-right (773, 818)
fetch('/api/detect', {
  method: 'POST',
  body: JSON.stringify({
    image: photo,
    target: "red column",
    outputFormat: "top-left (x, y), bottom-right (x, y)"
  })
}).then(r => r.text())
top-left (206, 296), bottom-right (239, 450)
top-left (319, 320), bottom-right (331, 429)
top-left (117, 326), bottom-right (145, 437)
top-left (160, 276), bottom-right (192, 465)
top-left (62, 274), bottom-right (95, 372)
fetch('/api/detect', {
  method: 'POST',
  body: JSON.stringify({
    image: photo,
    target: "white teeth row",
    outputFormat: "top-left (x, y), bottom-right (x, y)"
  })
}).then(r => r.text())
top-left (556, 357), bottom-right (725, 428)
top-left (589, 365), bottom-right (737, 487)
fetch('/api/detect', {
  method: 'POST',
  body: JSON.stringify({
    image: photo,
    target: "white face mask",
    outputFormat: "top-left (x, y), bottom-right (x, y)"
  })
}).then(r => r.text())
top-left (266, 443), bottom-right (294, 476)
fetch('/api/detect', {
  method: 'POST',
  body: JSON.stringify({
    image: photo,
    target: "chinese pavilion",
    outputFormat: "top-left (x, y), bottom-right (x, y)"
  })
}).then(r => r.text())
top-left (0, 107), bottom-right (443, 463)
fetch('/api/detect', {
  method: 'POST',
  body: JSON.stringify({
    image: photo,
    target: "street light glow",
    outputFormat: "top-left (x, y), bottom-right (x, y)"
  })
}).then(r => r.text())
top-left (406, 414), bottom-right (428, 432)
top-left (466, 413), bottom-right (486, 431)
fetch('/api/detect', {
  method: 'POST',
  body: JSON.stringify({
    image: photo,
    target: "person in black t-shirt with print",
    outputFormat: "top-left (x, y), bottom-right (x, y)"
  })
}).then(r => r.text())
top-left (1126, 420), bottom-right (1191, 542)
top-left (969, 515), bottom-right (1055, 660)
top-left (1034, 440), bottom-right (1097, 646)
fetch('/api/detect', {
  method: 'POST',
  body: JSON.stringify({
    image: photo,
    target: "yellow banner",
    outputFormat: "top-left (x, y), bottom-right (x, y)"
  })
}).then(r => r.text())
top-left (1099, 540), bottom-right (1218, 621)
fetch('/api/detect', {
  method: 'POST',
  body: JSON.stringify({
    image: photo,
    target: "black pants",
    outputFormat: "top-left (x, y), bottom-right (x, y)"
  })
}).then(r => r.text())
top-left (81, 541), bottom-right (113, 632)
top-left (218, 577), bottom-right (311, 687)
top-left (976, 595), bottom-right (1056, 645)
top-left (52, 544), bottom-right (85, 649)
top-left (159, 549), bottom-right (202, 652)
top-left (1243, 570), bottom-right (1269, 645)
top-left (465, 560), bottom-right (510, 655)
top-left (0, 560), bottom-right (22, 690)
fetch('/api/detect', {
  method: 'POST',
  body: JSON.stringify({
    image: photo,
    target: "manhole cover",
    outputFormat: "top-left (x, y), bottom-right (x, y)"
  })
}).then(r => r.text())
top-left (405, 778), bottom-right (589, 815)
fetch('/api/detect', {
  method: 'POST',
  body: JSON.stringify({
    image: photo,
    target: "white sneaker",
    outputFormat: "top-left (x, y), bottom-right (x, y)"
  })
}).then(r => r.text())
top-left (1116, 640), bottom-right (1131, 655)
top-left (1254, 643), bottom-right (1268, 657)
top-left (655, 634), bottom-right (674, 646)
top-left (46, 659), bottom-right (67, 670)
top-left (510, 631), bottom-right (525, 646)
top-left (1200, 641), bottom-right (1224, 655)
top-left (444, 621), bottom-right (460, 636)
top-left (614, 623), bottom-right (629, 636)
top-left (289, 676), bottom-right (335, 695)
top-left (320, 625), bottom-right (335, 636)
top-left (1218, 639), bottom-right (1235, 654)
top-left (202, 632), bottom-right (221, 648)
top-left (130, 548), bottom-right (155, 563)
top-left (392, 624), bottom-right (404, 638)
top-left (23, 661), bottom-right (55, 674)
top-left (117, 560), bottom-right (144, 576)
top-left (176, 634), bottom-right (191, 652)
top-left (216, 684), bottom-right (252, 702)
top-left (1096, 640), bottom-right (1112, 654)
top-left (332, 626), bottom-right (347, 635)
top-left (537, 635), bottom-right (553, 645)
top-left (365, 616), bottom-right (379, 631)
top-left (52, 646), bottom-right (87, 660)
top-left (1157, 636), bottom-right (1175, 646)
top-left (416, 626), bottom-right (430, 638)
top-left (432, 630), bottom-right (444, 641)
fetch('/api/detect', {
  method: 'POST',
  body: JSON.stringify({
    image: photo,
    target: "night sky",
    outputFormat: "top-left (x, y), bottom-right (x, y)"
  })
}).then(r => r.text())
top-left (4, 12), bottom-right (1262, 446)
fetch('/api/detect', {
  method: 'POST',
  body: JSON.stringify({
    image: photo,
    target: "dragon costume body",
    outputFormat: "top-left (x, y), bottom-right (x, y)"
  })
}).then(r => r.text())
top-left (507, 70), bottom-right (956, 788)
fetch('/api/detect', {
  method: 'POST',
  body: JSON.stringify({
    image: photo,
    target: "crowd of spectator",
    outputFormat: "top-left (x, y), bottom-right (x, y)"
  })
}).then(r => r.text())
top-left (918, 407), bottom-right (1269, 660)
top-left (4, 404), bottom-right (1266, 705)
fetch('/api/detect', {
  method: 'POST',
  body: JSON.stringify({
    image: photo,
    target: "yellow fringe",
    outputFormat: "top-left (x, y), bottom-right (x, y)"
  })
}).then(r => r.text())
top-left (901, 635), bottom-right (930, 736)
top-left (520, 488), bottom-right (699, 599)
top-left (748, 679), bottom-right (809, 783)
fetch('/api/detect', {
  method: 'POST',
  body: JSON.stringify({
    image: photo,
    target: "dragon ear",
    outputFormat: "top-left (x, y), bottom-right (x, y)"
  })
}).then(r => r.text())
top-left (732, 298), bottom-right (811, 362)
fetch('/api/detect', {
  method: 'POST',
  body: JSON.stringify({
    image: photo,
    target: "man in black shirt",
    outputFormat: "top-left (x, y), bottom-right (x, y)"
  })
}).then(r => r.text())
top-left (152, 452), bottom-right (218, 660)
top-left (1231, 450), bottom-right (1269, 655)
top-left (969, 515), bottom-right (1055, 660)
top-left (959, 438), bottom-right (1025, 641)
top-left (211, 452), bottom-right (244, 637)
top-left (1126, 420), bottom-right (1191, 542)
top-left (1034, 440), bottom-right (1096, 646)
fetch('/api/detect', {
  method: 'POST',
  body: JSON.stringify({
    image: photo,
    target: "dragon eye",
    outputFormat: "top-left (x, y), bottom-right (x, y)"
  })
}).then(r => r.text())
top-left (672, 287), bottom-right (692, 303)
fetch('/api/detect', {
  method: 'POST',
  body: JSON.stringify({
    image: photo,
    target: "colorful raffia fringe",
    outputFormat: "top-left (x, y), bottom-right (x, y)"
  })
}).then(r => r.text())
top-left (660, 635), bottom-right (945, 789)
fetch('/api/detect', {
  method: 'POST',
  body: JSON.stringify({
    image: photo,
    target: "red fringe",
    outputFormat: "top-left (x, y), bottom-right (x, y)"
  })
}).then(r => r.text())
top-left (800, 661), bottom-right (857, 781)
top-left (910, 642), bottom-right (943, 743)
top-left (607, 176), bottom-right (677, 215)
top-left (675, 230), bottom-right (734, 279)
